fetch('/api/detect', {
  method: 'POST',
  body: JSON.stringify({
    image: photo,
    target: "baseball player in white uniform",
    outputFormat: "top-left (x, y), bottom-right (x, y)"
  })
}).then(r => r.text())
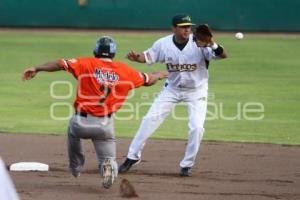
top-left (119, 14), bottom-right (227, 176)
top-left (0, 158), bottom-right (20, 200)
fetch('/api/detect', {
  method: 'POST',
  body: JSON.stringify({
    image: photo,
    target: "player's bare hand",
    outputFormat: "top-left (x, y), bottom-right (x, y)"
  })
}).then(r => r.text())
top-left (126, 51), bottom-right (140, 62)
top-left (154, 71), bottom-right (169, 80)
top-left (22, 67), bottom-right (37, 81)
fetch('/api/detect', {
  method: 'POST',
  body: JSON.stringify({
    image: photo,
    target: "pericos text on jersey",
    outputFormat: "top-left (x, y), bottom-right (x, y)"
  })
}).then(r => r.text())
top-left (166, 63), bottom-right (197, 72)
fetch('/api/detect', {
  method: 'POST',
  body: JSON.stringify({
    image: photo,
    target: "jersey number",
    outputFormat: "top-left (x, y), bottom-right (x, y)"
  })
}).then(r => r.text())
top-left (99, 85), bottom-right (111, 105)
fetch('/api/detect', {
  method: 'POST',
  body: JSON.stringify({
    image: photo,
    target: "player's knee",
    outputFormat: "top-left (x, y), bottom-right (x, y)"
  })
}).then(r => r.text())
top-left (190, 126), bottom-right (205, 135)
top-left (103, 131), bottom-right (114, 140)
top-left (143, 111), bottom-right (167, 121)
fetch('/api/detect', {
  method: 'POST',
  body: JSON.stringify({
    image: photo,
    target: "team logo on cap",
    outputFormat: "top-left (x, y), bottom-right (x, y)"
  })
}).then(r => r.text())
top-left (182, 16), bottom-right (191, 22)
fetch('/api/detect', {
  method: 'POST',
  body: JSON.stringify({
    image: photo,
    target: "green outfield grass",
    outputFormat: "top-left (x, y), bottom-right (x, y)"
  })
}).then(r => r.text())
top-left (0, 31), bottom-right (299, 145)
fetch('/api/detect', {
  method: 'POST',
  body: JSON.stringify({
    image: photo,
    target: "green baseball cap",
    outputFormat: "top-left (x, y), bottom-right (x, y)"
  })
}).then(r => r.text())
top-left (172, 14), bottom-right (195, 27)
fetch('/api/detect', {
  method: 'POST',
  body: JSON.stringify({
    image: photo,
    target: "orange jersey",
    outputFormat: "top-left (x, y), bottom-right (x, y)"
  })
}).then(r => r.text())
top-left (59, 57), bottom-right (147, 117)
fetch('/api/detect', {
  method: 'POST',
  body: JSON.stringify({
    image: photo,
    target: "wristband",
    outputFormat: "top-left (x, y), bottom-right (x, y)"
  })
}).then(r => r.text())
top-left (212, 44), bottom-right (224, 56)
top-left (211, 43), bottom-right (218, 50)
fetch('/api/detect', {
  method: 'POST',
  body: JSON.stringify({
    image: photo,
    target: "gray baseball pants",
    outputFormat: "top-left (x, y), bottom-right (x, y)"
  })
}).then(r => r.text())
top-left (67, 113), bottom-right (118, 176)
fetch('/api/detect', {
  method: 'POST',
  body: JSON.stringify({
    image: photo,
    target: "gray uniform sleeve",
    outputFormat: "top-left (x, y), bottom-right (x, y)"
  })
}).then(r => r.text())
top-left (202, 47), bottom-right (216, 60)
top-left (143, 39), bottom-right (165, 65)
top-left (202, 47), bottom-right (219, 61)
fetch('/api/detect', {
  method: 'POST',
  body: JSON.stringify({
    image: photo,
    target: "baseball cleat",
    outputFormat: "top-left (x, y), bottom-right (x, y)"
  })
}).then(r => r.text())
top-left (180, 167), bottom-right (191, 177)
top-left (118, 158), bottom-right (140, 173)
top-left (101, 159), bottom-right (115, 189)
top-left (71, 171), bottom-right (80, 178)
top-left (70, 167), bottom-right (81, 178)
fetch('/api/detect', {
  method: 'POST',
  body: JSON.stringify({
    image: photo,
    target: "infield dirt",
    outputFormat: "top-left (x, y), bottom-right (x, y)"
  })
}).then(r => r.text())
top-left (0, 133), bottom-right (299, 200)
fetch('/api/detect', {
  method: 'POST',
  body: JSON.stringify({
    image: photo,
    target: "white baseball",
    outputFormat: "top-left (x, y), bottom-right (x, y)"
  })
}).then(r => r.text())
top-left (235, 32), bottom-right (244, 40)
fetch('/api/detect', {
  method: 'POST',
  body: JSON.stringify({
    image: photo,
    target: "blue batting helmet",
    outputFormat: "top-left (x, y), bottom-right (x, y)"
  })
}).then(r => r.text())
top-left (93, 36), bottom-right (116, 59)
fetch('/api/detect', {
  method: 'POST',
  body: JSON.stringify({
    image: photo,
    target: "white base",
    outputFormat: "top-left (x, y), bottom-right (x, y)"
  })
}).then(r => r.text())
top-left (9, 162), bottom-right (49, 172)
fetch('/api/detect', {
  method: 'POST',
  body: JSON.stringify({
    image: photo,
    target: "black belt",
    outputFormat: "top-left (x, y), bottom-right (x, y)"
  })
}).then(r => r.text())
top-left (75, 111), bottom-right (112, 118)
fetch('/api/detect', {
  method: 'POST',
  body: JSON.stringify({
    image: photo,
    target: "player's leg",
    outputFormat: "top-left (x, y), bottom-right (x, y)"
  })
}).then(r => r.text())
top-left (180, 98), bottom-right (207, 176)
top-left (78, 115), bottom-right (117, 189)
top-left (67, 115), bottom-right (85, 178)
top-left (119, 87), bottom-right (177, 173)
top-left (93, 137), bottom-right (117, 189)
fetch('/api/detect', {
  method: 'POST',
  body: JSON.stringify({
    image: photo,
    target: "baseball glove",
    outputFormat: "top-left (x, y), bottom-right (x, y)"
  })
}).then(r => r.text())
top-left (194, 24), bottom-right (213, 45)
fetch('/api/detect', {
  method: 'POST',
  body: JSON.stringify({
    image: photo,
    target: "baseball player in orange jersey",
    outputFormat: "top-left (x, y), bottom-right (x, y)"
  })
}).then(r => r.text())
top-left (22, 36), bottom-right (167, 189)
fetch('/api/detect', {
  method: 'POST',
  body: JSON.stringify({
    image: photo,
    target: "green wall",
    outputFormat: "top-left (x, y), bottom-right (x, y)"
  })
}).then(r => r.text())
top-left (0, 0), bottom-right (299, 31)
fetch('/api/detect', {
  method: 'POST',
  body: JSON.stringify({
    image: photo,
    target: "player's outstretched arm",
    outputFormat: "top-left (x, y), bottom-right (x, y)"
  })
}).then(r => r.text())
top-left (22, 60), bottom-right (63, 81)
top-left (144, 71), bottom-right (168, 86)
top-left (126, 50), bottom-right (146, 63)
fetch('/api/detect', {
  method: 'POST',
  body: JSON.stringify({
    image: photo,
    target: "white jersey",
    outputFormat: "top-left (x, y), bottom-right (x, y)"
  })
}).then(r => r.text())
top-left (144, 34), bottom-right (216, 89)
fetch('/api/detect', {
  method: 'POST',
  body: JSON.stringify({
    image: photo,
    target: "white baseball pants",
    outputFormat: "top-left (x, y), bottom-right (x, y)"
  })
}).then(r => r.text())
top-left (127, 84), bottom-right (208, 168)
